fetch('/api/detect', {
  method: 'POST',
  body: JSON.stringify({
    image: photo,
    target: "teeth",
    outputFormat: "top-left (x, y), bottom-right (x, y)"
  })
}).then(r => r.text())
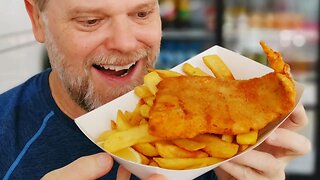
top-left (99, 62), bottom-right (136, 71)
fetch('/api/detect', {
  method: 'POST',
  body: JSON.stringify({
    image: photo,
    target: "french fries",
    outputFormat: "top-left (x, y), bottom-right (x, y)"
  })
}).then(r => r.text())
top-left (236, 130), bottom-right (258, 145)
top-left (134, 85), bottom-right (153, 98)
top-left (182, 63), bottom-right (210, 76)
top-left (103, 124), bottom-right (161, 153)
top-left (139, 104), bottom-right (151, 118)
top-left (115, 110), bottom-right (132, 130)
top-left (193, 134), bottom-right (239, 159)
top-left (98, 56), bottom-right (262, 170)
top-left (221, 134), bottom-right (234, 143)
top-left (203, 54), bottom-right (235, 80)
top-left (153, 157), bottom-right (224, 170)
top-left (150, 69), bottom-right (182, 78)
top-left (133, 143), bottom-right (159, 157)
top-left (155, 141), bottom-right (208, 158)
top-left (172, 139), bottom-right (206, 151)
top-left (143, 71), bottom-right (162, 95)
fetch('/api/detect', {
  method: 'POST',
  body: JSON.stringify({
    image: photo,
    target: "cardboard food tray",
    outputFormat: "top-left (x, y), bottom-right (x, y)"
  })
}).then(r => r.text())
top-left (75, 45), bottom-right (304, 180)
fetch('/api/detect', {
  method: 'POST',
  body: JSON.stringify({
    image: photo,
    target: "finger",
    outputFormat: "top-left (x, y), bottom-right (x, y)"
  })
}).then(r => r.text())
top-left (265, 128), bottom-right (311, 156)
top-left (42, 152), bottom-right (113, 180)
top-left (144, 174), bottom-right (167, 180)
top-left (214, 166), bottom-right (236, 180)
top-left (280, 104), bottom-right (308, 131)
top-left (218, 161), bottom-right (269, 180)
top-left (230, 150), bottom-right (284, 178)
top-left (116, 165), bottom-right (131, 180)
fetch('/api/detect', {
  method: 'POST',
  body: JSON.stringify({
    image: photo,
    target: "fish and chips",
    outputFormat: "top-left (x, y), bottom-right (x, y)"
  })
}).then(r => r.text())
top-left (97, 41), bottom-right (297, 170)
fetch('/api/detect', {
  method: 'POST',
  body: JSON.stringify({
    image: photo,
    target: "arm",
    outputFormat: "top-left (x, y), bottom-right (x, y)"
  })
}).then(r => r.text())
top-left (214, 104), bottom-right (311, 180)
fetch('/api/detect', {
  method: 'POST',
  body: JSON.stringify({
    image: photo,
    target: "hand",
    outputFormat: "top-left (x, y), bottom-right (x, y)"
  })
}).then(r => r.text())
top-left (257, 104), bottom-right (311, 161)
top-left (42, 152), bottom-right (113, 180)
top-left (117, 165), bottom-right (166, 180)
top-left (42, 152), bottom-right (166, 180)
top-left (214, 104), bottom-right (311, 180)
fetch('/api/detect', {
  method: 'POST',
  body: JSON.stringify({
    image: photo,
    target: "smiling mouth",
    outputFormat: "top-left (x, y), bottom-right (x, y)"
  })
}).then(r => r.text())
top-left (93, 62), bottom-right (137, 77)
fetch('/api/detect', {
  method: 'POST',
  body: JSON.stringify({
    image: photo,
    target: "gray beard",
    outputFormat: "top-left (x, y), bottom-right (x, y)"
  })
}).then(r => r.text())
top-left (45, 28), bottom-right (155, 112)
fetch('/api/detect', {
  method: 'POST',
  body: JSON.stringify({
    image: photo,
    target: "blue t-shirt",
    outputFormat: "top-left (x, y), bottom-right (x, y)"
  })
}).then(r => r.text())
top-left (0, 69), bottom-right (216, 180)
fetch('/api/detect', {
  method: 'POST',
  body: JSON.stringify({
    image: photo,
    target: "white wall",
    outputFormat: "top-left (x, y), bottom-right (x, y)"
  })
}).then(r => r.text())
top-left (1, 0), bottom-right (33, 34)
top-left (0, 0), bottom-right (45, 93)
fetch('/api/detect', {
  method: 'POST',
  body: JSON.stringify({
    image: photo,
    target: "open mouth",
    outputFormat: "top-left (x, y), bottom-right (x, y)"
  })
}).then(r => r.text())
top-left (93, 62), bottom-right (137, 77)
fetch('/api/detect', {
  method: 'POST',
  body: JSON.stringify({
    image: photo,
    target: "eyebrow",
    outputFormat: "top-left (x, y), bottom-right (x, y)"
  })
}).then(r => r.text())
top-left (69, 0), bottom-right (157, 15)
top-left (69, 7), bottom-right (105, 16)
top-left (133, 0), bottom-right (157, 10)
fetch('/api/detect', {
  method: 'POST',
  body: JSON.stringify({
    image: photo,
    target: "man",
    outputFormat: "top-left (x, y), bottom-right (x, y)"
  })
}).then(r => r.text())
top-left (0, 0), bottom-right (311, 179)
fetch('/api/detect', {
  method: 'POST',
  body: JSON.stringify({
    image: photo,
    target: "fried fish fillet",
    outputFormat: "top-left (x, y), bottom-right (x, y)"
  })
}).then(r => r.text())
top-left (148, 74), bottom-right (295, 139)
top-left (148, 42), bottom-right (296, 139)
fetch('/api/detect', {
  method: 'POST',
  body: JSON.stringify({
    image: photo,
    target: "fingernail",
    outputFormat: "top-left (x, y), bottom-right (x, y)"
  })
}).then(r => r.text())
top-left (97, 153), bottom-right (111, 168)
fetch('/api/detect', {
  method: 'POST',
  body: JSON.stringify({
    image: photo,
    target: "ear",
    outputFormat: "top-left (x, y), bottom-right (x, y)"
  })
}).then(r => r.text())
top-left (24, 0), bottom-right (45, 43)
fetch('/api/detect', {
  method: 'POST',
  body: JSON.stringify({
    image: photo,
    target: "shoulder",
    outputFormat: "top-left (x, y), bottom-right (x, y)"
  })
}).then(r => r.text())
top-left (0, 69), bottom-right (51, 109)
top-left (0, 69), bottom-right (54, 126)
top-left (0, 69), bottom-right (55, 176)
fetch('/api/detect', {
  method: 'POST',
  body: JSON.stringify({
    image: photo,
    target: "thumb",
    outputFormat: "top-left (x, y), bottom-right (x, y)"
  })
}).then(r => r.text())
top-left (42, 152), bottom-right (113, 180)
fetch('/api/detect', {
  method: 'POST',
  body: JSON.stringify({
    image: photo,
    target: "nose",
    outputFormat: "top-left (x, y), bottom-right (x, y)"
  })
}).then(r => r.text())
top-left (104, 18), bottom-right (138, 53)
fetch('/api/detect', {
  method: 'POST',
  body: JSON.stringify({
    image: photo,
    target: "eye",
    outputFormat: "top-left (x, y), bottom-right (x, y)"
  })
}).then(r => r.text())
top-left (82, 18), bottom-right (100, 27)
top-left (75, 17), bottom-right (103, 29)
top-left (86, 19), bottom-right (99, 25)
top-left (137, 11), bottom-right (148, 18)
top-left (74, 17), bottom-right (104, 31)
top-left (135, 10), bottom-right (153, 20)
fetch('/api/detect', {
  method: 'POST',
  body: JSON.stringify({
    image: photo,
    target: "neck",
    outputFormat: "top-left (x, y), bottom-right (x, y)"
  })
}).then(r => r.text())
top-left (49, 71), bottom-right (87, 119)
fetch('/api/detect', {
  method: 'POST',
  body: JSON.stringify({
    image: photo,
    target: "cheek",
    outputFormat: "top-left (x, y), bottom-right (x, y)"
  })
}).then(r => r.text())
top-left (134, 17), bottom-right (162, 48)
top-left (143, 27), bottom-right (161, 48)
top-left (135, 24), bottom-right (162, 57)
top-left (66, 35), bottom-right (93, 56)
top-left (55, 31), bottom-right (102, 66)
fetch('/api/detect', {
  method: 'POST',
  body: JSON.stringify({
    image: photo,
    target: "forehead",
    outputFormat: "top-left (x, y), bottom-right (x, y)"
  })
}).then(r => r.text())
top-left (45, 0), bottom-right (158, 13)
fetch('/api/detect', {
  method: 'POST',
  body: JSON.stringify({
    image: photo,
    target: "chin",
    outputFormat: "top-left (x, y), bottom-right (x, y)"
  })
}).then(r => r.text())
top-left (96, 82), bottom-right (139, 105)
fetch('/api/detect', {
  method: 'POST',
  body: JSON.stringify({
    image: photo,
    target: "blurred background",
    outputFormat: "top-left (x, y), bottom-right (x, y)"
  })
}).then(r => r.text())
top-left (157, 0), bottom-right (319, 179)
top-left (0, 0), bottom-right (318, 179)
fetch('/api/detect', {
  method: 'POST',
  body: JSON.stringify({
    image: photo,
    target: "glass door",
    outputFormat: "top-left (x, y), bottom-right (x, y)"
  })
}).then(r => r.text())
top-left (157, 0), bottom-right (218, 69)
top-left (221, 0), bottom-right (319, 178)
